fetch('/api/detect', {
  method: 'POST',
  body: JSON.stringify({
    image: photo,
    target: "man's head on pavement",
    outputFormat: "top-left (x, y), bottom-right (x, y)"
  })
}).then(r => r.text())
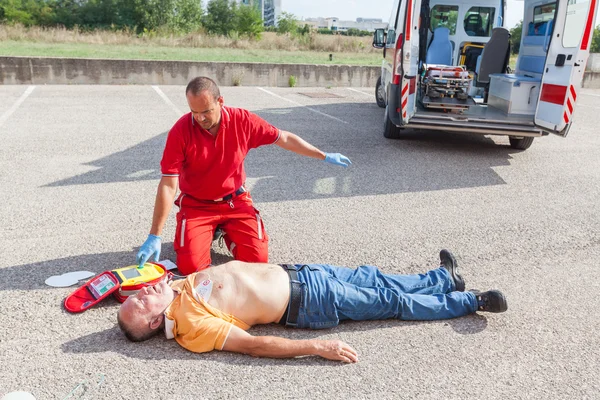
top-left (117, 280), bottom-right (176, 342)
top-left (186, 76), bottom-right (224, 132)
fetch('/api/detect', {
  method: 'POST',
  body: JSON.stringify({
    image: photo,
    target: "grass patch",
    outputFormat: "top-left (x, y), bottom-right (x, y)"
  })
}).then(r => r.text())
top-left (0, 24), bottom-right (382, 66)
top-left (0, 40), bottom-right (382, 65)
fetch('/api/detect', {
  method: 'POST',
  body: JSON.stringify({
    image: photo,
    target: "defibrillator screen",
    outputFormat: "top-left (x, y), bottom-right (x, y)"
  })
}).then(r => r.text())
top-left (121, 268), bottom-right (142, 280)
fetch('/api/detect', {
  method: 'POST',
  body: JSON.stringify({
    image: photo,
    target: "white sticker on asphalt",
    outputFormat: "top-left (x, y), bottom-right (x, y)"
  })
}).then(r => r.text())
top-left (0, 86), bottom-right (36, 129)
top-left (152, 86), bottom-right (183, 115)
top-left (256, 87), bottom-right (348, 124)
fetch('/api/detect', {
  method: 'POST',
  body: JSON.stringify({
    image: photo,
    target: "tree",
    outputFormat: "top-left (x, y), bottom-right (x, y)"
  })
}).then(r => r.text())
top-left (0, 0), bottom-right (49, 26)
top-left (203, 0), bottom-right (236, 36)
top-left (276, 11), bottom-right (297, 35)
top-left (510, 20), bottom-right (522, 54)
top-left (236, 3), bottom-right (263, 39)
top-left (171, 0), bottom-right (203, 33)
top-left (591, 25), bottom-right (600, 53)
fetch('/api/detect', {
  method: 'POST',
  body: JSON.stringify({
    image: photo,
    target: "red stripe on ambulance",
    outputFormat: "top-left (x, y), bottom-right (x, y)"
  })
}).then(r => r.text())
top-left (563, 85), bottom-right (577, 124)
top-left (570, 85), bottom-right (577, 102)
top-left (540, 84), bottom-right (568, 105)
top-left (581, 0), bottom-right (597, 50)
top-left (405, 0), bottom-right (412, 41)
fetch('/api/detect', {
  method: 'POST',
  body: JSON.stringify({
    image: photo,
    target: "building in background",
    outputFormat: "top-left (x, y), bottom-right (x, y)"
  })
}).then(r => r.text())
top-left (301, 17), bottom-right (387, 33)
top-left (235, 0), bottom-right (282, 26)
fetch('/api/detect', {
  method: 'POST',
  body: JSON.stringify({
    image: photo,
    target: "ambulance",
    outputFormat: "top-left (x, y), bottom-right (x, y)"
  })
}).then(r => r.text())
top-left (372, 0), bottom-right (598, 150)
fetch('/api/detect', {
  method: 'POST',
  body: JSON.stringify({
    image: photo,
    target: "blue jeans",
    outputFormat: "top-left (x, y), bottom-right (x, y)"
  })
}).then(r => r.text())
top-left (293, 264), bottom-right (478, 329)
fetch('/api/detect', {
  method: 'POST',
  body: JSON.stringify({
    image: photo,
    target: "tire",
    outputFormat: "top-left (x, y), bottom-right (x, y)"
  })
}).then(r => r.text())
top-left (375, 77), bottom-right (386, 108)
top-left (509, 136), bottom-right (534, 150)
top-left (383, 105), bottom-right (401, 139)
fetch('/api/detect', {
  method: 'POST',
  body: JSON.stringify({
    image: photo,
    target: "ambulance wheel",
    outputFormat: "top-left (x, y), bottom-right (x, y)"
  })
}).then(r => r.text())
top-left (383, 105), bottom-right (401, 139)
top-left (376, 77), bottom-right (386, 108)
top-left (509, 136), bottom-right (534, 150)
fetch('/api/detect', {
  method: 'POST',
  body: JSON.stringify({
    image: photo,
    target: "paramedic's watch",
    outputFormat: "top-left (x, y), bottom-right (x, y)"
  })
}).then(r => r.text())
top-left (137, 234), bottom-right (161, 268)
top-left (324, 153), bottom-right (352, 167)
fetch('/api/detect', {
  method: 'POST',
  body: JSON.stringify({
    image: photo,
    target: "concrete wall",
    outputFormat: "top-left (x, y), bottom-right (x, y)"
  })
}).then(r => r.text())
top-left (2, 55), bottom-right (600, 88)
top-left (583, 53), bottom-right (600, 89)
top-left (0, 56), bottom-right (380, 87)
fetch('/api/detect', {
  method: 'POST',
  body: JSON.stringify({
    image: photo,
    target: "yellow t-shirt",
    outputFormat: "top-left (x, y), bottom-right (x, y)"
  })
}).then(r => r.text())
top-left (164, 273), bottom-right (250, 353)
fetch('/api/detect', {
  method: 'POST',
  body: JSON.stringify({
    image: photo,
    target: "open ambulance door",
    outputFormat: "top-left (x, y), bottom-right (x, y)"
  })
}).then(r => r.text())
top-left (398, 0), bottom-right (422, 124)
top-left (535, 0), bottom-right (599, 137)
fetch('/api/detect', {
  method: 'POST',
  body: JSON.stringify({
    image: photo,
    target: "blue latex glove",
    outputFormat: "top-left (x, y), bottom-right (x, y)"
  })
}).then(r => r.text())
top-left (324, 153), bottom-right (352, 167)
top-left (136, 234), bottom-right (161, 268)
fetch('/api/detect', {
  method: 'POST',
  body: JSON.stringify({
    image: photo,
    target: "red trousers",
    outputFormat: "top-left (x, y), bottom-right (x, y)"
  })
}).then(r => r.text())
top-left (173, 192), bottom-right (268, 275)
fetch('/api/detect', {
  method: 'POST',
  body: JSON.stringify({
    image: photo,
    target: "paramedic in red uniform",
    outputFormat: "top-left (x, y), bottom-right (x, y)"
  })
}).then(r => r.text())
top-left (136, 76), bottom-right (351, 275)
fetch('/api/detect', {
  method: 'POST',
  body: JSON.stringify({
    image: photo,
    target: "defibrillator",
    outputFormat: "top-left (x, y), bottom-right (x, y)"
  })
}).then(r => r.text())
top-left (64, 262), bottom-right (170, 313)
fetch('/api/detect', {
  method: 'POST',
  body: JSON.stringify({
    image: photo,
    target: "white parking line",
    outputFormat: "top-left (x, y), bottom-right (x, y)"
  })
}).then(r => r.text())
top-left (581, 92), bottom-right (600, 97)
top-left (152, 86), bottom-right (183, 115)
top-left (256, 87), bottom-right (348, 124)
top-left (347, 87), bottom-right (372, 96)
top-left (0, 86), bottom-right (36, 128)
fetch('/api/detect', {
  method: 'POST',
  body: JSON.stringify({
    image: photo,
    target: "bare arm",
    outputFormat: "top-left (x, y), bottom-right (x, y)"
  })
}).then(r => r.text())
top-left (150, 176), bottom-right (178, 236)
top-left (222, 325), bottom-right (358, 363)
top-left (275, 130), bottom-right (326, 160)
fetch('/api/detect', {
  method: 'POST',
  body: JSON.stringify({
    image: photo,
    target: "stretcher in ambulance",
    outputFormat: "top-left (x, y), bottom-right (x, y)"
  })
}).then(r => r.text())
top-left (373, 0), bottom-right (598, 150)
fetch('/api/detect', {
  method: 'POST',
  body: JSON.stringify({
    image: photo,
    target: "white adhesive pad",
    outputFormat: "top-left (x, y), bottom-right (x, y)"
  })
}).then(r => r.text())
top-left (45, 271), bottom-right (96, 287)
top-left (158, 259), bottom-right (178, 271)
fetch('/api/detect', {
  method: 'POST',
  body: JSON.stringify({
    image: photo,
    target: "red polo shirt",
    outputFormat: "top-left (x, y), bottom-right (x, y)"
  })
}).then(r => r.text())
top-left (160, 106), bottom-right (280, 201)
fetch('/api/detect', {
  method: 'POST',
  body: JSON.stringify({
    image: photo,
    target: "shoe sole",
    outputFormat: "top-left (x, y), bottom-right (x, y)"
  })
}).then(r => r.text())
top-left (440, 249), bottom-right (465, 292)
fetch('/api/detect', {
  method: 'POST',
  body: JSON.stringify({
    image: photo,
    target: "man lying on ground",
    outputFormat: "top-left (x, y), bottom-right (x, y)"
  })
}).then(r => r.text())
top-left (117, 250), bottom-right (507, 363)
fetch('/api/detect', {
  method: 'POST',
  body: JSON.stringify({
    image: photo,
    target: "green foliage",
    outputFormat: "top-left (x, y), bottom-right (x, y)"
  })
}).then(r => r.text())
top-left (591, 25), bottom-right (600, 53)
top-left (298, 23), bottom-right (310, 36)
top-left (317, 28), bottom-right (333, 35)
top-left (0, 0), bottom-right (50, 26)
top-left (510, 20), bottom-right (522, 54)
top-left (277, 11), bottom-right (297, 35)
top-left (236, 2), bottom-right (263, 39)
top-left (203, 0), bottom-right (236, 36)
top-left (288, 74), bottom-right (296, 87)
top-left (170, 0), bottom-right (204, 33)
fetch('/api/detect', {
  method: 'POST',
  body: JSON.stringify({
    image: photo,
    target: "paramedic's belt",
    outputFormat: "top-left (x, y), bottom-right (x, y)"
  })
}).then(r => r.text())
top-left (279, 264), bottom-right (302, 327)
top-left (214, 186), bottom-right (246, 202)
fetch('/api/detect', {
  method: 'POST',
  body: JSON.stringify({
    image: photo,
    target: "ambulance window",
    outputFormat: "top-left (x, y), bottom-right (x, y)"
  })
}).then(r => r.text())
top-left (430, 5), bottom-right (458, 35)
top-left (563, 0), bottom-right (590, 47)
top-left (527, 3), bottom-right (556, 36)
top-left (463, 7), bottom-right (495, 37)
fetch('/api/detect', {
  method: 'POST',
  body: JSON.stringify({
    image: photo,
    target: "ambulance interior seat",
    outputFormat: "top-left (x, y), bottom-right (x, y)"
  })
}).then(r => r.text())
top-left (426, 27), bottom-right (453, 65)
top-left (475, 27), bottom-right (511, 87)
top-left (464, 14), bottom-right (485, 36)
top-left (487, 19), bottom-right (554, 111)
top-left (516, 19), bottom-right (554, 80)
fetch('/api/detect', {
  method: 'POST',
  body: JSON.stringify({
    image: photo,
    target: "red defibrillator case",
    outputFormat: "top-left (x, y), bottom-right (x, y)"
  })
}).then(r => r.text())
top-left (64, 262), bottom-right (169, 313)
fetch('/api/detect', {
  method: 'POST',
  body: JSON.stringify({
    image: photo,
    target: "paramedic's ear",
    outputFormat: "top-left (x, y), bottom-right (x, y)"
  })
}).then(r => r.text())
top-left (150, 314), bottom-right (164, 330)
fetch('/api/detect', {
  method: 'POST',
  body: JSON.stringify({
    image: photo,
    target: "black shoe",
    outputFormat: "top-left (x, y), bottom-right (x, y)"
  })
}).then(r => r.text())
top-left (472, 290), bottom-right (508, 313)
top-left (213, 227), bottom-right (225, 242)
top-left (439, 249), bottom-right (465, 292)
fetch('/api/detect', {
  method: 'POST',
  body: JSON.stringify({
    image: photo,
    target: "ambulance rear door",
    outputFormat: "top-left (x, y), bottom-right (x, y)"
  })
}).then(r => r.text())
top-left (534, 0), bottom-right (599, 136)
top-left (399, 0), bottom-right (422, 123)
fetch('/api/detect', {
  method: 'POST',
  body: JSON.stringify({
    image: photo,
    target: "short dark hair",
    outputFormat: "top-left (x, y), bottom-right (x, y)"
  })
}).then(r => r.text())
top-left (186, 76), bottom-right (220, 100)
top-left (117, 309), bottom-right (161, 342)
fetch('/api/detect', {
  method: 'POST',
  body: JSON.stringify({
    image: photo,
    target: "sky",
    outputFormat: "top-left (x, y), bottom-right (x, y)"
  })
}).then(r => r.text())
top-left (283, 0), bottom-right (600, 30)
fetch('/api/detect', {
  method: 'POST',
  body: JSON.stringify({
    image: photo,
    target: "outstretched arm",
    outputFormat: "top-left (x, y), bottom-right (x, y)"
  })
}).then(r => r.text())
top-left (136, 176), bottom-right (178, 267)
top-left (275, 130), bottom-right (351, 167)
top-left (222, 325), bottom-right (358, 363)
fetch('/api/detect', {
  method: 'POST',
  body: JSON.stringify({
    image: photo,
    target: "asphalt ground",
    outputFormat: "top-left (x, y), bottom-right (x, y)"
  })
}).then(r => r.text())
top-left (0, 84), bottom-right (599, 399)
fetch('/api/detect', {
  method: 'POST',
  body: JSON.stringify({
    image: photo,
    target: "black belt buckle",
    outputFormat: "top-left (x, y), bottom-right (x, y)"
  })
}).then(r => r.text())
top-left (280, 264), bottom-right (301, 327)
top-left (221, 186), bottom-right (246, 202)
